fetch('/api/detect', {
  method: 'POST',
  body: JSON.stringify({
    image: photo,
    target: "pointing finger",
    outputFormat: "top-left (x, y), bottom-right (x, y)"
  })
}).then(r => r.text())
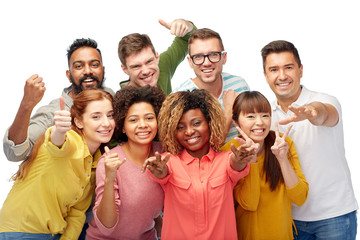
top-left (158, 19), bottom-right (171, 30)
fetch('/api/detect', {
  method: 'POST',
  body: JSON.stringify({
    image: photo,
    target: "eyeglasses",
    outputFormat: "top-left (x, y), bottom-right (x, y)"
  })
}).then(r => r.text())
top-left (190, 51), bottom-right (224, 65)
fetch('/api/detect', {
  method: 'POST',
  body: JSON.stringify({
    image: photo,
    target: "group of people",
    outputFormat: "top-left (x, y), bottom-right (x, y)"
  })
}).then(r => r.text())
top-left (0, 18), bottom-right (358, 240)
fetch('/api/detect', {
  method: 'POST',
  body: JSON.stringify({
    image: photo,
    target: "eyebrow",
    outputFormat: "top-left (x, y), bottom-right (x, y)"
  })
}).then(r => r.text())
top-left (72, 59), bottom-right (101, 65)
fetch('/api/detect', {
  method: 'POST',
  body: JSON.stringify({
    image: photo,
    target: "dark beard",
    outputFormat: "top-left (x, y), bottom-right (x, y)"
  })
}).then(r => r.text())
top-left (70, 73), bottom-right (105, 95)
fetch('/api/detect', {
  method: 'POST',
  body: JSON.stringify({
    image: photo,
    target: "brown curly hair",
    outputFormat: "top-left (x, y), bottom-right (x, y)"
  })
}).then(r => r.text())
top-left (113, 85), bottom-right (166, 142)
top-left (158, 89), bottom-right (225, 154)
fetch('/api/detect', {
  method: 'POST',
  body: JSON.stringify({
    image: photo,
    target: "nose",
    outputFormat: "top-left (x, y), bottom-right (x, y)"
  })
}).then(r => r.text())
top-left (83, 64), bottom-right (92, 75)
top-left (202, 55), bottom-right (212, 65)
top-left (185, 127), bottom-right (194, 136)
top-left (101, 116), bottom-right (111, 127)
top-left (278, 69), bottom-right (286, 80)
top-left (255, 116), bottom-right (264, 125)
top-left (138, 118), bottom-right (147, 128)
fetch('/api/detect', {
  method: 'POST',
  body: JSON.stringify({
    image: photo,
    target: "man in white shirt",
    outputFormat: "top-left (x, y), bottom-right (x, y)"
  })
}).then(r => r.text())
top-left (261, 40), bottom-right (358, 240)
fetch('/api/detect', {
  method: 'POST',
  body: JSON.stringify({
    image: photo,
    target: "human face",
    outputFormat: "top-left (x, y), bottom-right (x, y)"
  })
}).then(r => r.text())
top-left (187, 38), bottom-right (227, 86)
top-left (264, 51), bottom-right (303, 103)
top-left (237, 111), bottom-right (271, 149)
top-left (75, 99), bottom-right (115, 154)
top-left (123, 102), bottom-right (157, 146)
top-left (66, 47), bottom-right (105, 95)
top-left (122, 47), bottom-right (160, 88)
top-left (176, 109), bottom-right (210, 159)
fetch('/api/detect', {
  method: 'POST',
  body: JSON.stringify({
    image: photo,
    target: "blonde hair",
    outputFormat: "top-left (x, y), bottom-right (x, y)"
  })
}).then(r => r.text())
top-left (158, 89), bottom-right (225, 154)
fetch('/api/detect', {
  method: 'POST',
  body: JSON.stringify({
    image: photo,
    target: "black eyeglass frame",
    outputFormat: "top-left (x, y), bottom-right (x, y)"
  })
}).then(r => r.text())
top-left (190, 51), bottom-right (224, 65)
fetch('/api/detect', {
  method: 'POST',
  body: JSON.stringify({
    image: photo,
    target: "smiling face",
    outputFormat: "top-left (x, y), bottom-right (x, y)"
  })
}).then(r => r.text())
top-left (66, 47), bottom-right (105, 95)
top-left (122, 47), bottom-right (160, 88)
top-left (264, 51), bottom-right (303, 105)
top-left (237, 111), bottom-right (271, 149)
top-left (175, 108), bottom-right (210, 159)
top-left (187, 38), bottom-right (227, 87)
top-left (75, 99), bottom-right (115, 154)
top-left (123, 102), bottom-right (158, 146)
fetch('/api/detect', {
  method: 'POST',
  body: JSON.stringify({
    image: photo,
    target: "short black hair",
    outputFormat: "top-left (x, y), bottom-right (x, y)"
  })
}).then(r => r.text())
top-left (67, 38), bottom-right (101, 66)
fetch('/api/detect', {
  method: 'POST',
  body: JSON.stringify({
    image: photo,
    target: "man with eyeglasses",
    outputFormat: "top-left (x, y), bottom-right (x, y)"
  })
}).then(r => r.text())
top-left (173, 28), bottom-right (249, 143)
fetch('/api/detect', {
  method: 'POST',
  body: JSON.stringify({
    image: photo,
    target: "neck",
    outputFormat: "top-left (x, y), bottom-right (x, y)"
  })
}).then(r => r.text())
top-left (192, 76), bottom-right (223, 98)
top-left (122, 141), bottom-right (153, 166)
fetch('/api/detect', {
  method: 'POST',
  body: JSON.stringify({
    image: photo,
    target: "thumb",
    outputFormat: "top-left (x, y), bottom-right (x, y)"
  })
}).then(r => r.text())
top-left (158, 19), bottom-right (171, 30)
top-left (104, 146), bottom-right (110, 155)
top-left (60, 96), bottom-right (65, 111)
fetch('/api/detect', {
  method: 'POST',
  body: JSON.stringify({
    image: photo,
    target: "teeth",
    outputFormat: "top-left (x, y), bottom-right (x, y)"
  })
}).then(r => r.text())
top-left (203, 69), bottom-right (213, 73)
top-left (137, 132), bottom-right (150, 136)
top-left (186, 137), bottom-right (199, 144)
top-left (252, 129), bottom-right (264, 133)
top-left (84, 79), bottom-right (94, 82)
top-left (278, 82), bottom-right (290, 86)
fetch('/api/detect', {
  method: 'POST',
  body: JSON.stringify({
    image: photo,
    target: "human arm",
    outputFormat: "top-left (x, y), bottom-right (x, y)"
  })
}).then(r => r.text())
top-left (158, 19), bottom-right (194, 37)
top-left (142, 152), bottom-right (170, 178)
top-left (154, 214), bottom-right (163, 238)
top-left (157, 19), bottom-right (197, 94)
top-left (271, 123), bottom-right (299, 188)
top-left (8, 74), bottom-right (46, 145)
top-left (279, 102), bottom-right (339, 127)
top-left (96, 146), bottom-right (126, 228)
top-left (222, 90), bottom-right (239, 139)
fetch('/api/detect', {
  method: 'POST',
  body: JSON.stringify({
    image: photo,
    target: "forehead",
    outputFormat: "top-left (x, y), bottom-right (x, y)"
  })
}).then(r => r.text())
top-left (127, 102), bottom-right (155, 115)
top-left (84, 99), bottom-right (112, 114)
top-left (125, 47), bottom-right (155, 65)
top-left (189, 38), bottom-right (222, 54)
top-left (69, 47), bottom-right (102, 64)
top-left (180, 108), bottom-right (205, 121)
top-left (265, 51), bottom-right (297, 67)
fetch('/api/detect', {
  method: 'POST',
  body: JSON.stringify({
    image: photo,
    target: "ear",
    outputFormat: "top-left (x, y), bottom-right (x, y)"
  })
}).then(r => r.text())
top-left (66, 70), bottom-right (71, 83)
top-left (299, 64), bottom-right (303, 78)
top-left (155, 52), bottom-right (160, 64)
top-left (221, 51), bottom-right (227, 65)
top-left (74, 117), bottom-right (83, 130)
top-left (187, 55), bottom-right (194, 69)
top-left (121, 64), bottom-right (129, 75)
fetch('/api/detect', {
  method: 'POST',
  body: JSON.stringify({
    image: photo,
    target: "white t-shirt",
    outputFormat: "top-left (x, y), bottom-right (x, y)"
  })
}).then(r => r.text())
top-left (271, 85), bottom-right (358, 221)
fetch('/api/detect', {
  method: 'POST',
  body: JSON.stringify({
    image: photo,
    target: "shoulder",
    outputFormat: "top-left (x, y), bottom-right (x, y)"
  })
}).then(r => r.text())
top-left (172, 78), bottom-right (197, 93)
top-left (222, 72), bottom-right (249, 92)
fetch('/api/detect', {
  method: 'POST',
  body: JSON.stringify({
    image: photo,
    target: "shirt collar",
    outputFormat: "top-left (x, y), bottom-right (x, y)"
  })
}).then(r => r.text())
top-left (271, 85), bottom-right (310, 112)
top-left (180, 147), bottom-right (215, 164)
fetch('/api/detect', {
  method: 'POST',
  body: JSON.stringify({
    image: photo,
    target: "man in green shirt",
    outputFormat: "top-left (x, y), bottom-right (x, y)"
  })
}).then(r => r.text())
top-left (118, 19), bottom-right (196, 95)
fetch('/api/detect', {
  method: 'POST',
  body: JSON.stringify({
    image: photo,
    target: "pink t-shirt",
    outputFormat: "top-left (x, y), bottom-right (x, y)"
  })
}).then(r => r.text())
top-left (148, 147), bottom-right (250, 240)
top-left (86, 142), bottom-right (164, 240)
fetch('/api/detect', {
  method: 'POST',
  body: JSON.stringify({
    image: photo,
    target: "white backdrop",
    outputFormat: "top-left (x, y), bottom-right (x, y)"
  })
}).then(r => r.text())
top-left (1, 0), bottom-right (359, 235)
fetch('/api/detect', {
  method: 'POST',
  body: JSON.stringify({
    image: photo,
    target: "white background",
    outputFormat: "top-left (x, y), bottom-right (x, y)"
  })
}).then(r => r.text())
top-left (1, 0), bottom-right (359, 236)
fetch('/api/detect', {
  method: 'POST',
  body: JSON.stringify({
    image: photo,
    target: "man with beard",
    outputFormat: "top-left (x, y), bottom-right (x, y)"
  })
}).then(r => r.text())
top-left (3, 38), bottom-right (114, 162)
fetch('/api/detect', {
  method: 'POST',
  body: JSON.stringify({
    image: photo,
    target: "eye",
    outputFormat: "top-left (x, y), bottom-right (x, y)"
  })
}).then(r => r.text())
top-left (246, 114), bottom-right (255, 119)
top-left (146, 116), bottom-right (155, 121)
top-left (107, 113), bottom-right (114, 118)
top-left (262, 114), bottom-right (270, 118)
top-left (91, 62), bottom-right (100, 68)
top-left (147, 59), bottom-right (154, 64)
top-left (74, 64), bottom-right (83, 70)
top-left (193, 54), bottom-right (203, 60)
top-left (177, 124), bottom-right (185, 130)
top-left (193, 120), bottom-right (201, 126)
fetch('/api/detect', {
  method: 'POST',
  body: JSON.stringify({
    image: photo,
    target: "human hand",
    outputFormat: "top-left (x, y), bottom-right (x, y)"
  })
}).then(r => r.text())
top-left (158, 19), bottom-right (193, 37)
top-left (279, 104), bottom-right (317, 125)
top-left (271, 122), bottom-right (292, 162)
top-left (222, 89), bottom-right (239, 114)
top-left (142, 152), bottom-right (170, 178)
top-left (230, 127), bottom-right (259, 171)
top-left (51, 96), bottom-right (71, 147)
top-left (104, 146), bottom-right (126, 182)
top-left (22, 74), bottom-right (46, 109)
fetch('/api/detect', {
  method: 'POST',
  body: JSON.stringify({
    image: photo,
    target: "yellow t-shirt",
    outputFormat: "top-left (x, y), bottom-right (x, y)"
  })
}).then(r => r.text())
top-left (221, 134), bottom-right (308, 240)
top-left (0, 127), bottom-right (100, 239)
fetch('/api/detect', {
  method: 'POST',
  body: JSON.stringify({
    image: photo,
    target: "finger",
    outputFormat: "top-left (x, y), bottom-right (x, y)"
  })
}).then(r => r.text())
top-left (104, 146), bottom-right (110, 155)
top-left (235, 126), bottom-right (251, 141)
top-left (59, 96), bottom-right (65, 111)
top-left (282, 124), bottom-right (293, 140)
top-left (142, 159), bottom-right (150, 173)
top-left (163, 153), bottom-right (171, 165)
top-left (158, 19), bottom-right (171, 30)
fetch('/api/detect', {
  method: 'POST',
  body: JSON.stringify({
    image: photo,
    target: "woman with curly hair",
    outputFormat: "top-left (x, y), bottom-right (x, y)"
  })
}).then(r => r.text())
top-left (221, 91), bottom-right (308, 240)
top-left (86, 85), bottom-right (166, 240)
top-left (143, 89), bottom-right (253, 240)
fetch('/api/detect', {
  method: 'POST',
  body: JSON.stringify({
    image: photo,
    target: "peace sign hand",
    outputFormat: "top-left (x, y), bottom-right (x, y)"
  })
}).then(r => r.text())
top-left (230, 126), bottom-right (260, 171)
top-left (142, 152), bottom-right (170, 179)
top-left (271, 122), bottom-right (292, 162)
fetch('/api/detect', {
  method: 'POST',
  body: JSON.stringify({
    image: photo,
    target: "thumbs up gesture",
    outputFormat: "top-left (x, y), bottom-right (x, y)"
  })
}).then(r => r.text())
top-left (158, 19), bottom-right (193, 37)
top-left (50, 96), bottom-right (71, 147)
top-left (104, 146), bottom-right (126, 181)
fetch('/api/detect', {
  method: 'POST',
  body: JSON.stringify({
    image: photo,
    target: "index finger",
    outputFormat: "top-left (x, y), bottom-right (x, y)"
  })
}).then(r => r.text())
top-left (59, 96), bottom-right (65, 111)
top-left (282, 124), bottom-right (293, 140)
top-left (158, 19), bottom-right (171, 29)
top-left (274, 122), bottom-right (280, 138)
top-left (235, 126), bottom-right (251, 141)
